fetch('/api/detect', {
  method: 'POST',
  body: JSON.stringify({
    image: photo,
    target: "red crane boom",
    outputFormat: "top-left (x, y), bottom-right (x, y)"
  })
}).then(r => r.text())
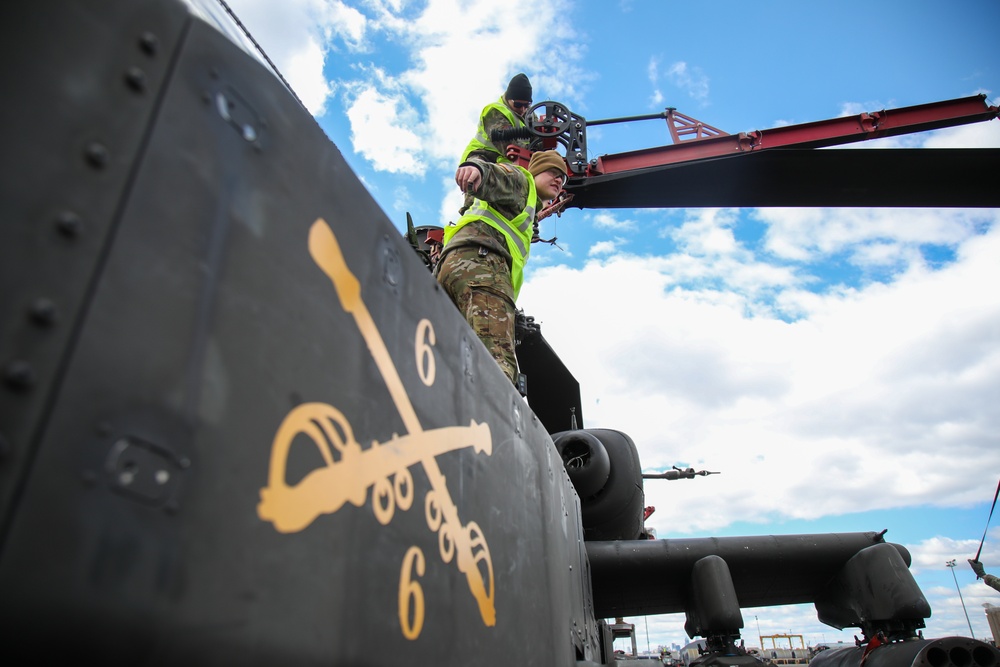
top-left (511, 95), bottom-right (999, 210)
top-left (592, 95), bottom-right (998, 175)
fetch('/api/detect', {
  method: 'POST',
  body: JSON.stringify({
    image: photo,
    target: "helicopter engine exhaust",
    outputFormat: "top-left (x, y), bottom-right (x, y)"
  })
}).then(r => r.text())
top-left (552, 429), bottom-right (644, 541)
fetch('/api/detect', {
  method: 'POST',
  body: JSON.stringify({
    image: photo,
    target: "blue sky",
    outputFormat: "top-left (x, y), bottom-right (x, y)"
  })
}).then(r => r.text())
top-left (213, 0), bottom-right (1000, 651)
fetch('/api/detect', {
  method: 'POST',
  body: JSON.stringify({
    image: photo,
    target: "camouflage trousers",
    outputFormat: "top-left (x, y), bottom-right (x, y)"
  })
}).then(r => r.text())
top-left (436, 233), bottom-right (518, 385)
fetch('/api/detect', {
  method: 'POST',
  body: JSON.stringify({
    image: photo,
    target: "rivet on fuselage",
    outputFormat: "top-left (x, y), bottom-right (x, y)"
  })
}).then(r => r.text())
top-left (84, 142), bottom-right (110, 169)
top-left (138, 31), bottom-right (158, 56)
top-left (28, 299), bottom-right (58, 327)
top-left (124, 66), bottom-right (147, 93)
top-left (55, 211), bottom-right (82, 238)
top-left (4, 361), bottom-right (36, 392)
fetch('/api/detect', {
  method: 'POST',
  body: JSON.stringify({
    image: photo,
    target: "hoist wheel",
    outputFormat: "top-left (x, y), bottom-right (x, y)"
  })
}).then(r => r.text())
top-left (526, 101), bottom-right (572, 138)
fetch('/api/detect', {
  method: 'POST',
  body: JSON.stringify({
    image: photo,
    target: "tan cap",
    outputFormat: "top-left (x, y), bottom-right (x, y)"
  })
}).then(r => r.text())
top-left (527, 150), bottom-right (568, 177)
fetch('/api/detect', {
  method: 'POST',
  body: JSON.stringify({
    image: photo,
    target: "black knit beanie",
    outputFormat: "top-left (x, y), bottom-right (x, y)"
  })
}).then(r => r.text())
top-left (505, 73), bottom-right (532, 102)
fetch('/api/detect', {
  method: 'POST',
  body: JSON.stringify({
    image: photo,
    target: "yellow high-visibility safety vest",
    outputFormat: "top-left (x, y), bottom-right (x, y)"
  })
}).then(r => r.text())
top-left (443, 166), bottom-right (537, 302)
top-left (460, 97), bottom-right (526, 163)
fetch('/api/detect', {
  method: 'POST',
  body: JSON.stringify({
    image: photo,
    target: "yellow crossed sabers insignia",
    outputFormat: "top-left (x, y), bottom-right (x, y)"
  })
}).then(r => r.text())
top-left (257, 219), bottom-right (496, 628)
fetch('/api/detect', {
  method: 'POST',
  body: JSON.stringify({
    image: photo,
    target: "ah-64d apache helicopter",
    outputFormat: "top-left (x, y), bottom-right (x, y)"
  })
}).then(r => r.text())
top-left (2, 1), bottom-right (999, 665)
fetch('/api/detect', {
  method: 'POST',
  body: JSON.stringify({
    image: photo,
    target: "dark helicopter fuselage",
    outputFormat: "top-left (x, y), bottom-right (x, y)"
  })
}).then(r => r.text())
top-left (1, 2), bottom-right (997, 666)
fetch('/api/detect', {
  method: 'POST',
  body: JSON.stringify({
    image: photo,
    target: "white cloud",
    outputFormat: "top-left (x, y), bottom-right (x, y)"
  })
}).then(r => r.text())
top-left (593, 211), bottom-right (637, 231)
top-left (589, 240), bottom-right (620, 256)
top-left (284, 36), bottom-right (334, 115)
top-left (322, 1), bottom-right (368, 49)
top-left (907, 532), bottom-right (1000, 575)
top-left (646, 56), bottom-right (710, 107)
top-left (760, 207), bottom-right (999, 268)
top-left (327, 0), bottom-right (580, 167)
top-left (648, 56), bottom-right (664, 108)
top-left (666, 61), bottom-right (710, 105)
top-left (519, 218), bottom-right (1000, 534)
top-left (343, 76), bottom-right (426, 173)
top-left (226, 0), bottom-right (582, 176)
top-left (672, 208), bottom-right (742, 256)
top-left (223, 0), bottom-right (369, 115)
top-left (924, 117), bottom-right (1000, 148)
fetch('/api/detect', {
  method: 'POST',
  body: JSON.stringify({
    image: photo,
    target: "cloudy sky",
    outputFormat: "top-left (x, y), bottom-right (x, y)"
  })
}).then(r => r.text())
top-left (211, 0), bottom-right (1000, 650)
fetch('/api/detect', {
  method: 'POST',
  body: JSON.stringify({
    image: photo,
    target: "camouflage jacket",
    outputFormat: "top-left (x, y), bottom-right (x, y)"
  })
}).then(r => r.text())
top-left (458, 157), bottom-right (537, 222)
top-left (444, 158), bottom-right (539, 302)
top-left (445, 158), bottom-right (538, 262)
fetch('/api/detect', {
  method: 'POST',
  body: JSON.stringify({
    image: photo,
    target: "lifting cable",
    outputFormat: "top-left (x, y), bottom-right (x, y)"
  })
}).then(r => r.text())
top-left (215, 0), bottom-right (307, 112)
top-left (974, 476), bottom-right (1000, 562)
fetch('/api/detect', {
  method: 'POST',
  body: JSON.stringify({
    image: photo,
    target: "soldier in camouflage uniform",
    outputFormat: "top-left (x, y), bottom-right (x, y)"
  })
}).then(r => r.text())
top-left (458, 73), bottom-right (534, 216)
top-left (969, 559), bottom-right (1000, 593)
top-left (436, 150), bottom-right (568, 385)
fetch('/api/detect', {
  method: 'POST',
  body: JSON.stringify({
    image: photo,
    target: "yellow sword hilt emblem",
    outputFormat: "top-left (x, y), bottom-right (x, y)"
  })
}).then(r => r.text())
top-left (258, 219), bottom-right (497, 632)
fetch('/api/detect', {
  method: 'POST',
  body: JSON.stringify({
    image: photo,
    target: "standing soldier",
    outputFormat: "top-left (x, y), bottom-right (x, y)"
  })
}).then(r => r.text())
top-left (436, 150), bottom-right (568, 386)
top-left (458, 73), bottom-right (534, 215)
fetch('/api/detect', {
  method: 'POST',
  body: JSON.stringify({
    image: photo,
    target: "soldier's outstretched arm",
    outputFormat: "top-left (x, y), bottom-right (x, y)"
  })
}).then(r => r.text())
top-left (455, 165), bottom-right (482, 194)
top-left (456, 158), bottom-right (526, 210)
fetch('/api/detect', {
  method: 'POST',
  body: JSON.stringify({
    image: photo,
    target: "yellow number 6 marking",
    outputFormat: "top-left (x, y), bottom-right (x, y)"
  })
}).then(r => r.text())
top-left (399, 546), bottom-right (426, 640)
top-left (415, 319), bottom-right (436, 387)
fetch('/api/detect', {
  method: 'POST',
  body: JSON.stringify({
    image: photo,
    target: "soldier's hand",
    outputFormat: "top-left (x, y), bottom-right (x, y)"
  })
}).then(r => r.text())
top-left (969, 558), bottom-right (986, 578)
top-left (455, 166), bottom-right (482, 194)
